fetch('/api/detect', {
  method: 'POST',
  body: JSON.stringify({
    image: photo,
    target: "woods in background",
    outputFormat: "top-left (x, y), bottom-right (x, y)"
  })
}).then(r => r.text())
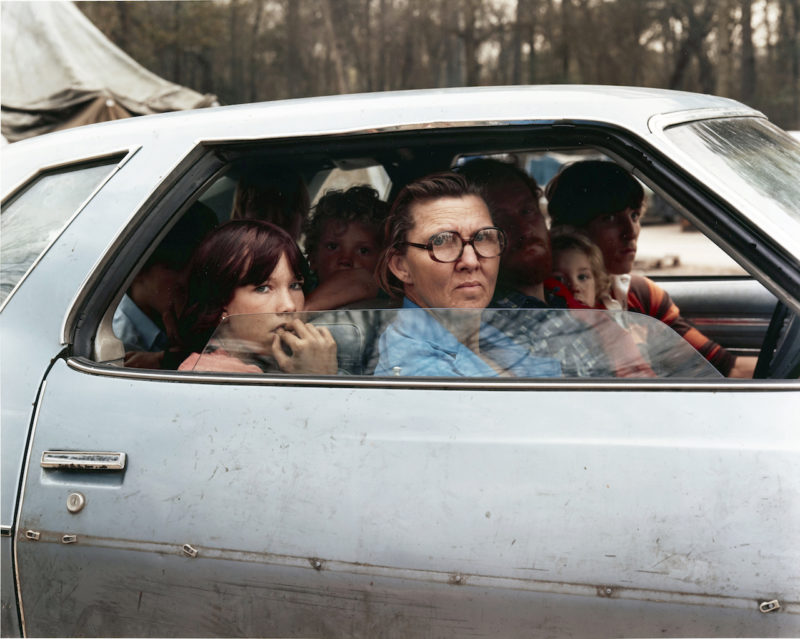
top-left (77, 0), bottom-right (800, 129)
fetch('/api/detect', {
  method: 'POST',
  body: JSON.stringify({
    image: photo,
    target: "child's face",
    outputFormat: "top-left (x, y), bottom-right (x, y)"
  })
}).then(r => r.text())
top-left (552, 248), bottom-right (597, 307)
top-left (311, 220), bottom-right (380, 283)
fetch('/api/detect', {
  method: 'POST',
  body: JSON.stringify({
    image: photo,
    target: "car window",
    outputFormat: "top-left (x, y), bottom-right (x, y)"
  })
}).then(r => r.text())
top-left (88, 135), bottom-right (789, 378)
top-left (664, 117), bottom-right (800, 229)
top-left (184, 308), bottom-right (720, 379)
top-left (1, 158), bottom-right (122, 305)
top-left (310, 165), bottom-right (391, 205)
top-left (461, 150), bottom-right (745, 277)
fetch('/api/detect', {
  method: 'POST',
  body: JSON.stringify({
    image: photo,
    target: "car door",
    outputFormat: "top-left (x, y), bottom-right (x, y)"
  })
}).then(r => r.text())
top-left (12, 108), bottom-right (800, 637)
top-left (15, 319), bottom-right (800, 637)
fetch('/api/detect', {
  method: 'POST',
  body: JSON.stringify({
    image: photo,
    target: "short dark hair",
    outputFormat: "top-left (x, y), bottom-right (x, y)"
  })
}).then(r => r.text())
top-left (456, 157), bottom-right (543, 204)
top-left (546, 160), bottom-right (644, 228)
top-left (144, 202), bottom-right (217, 272)
top-left (376, 172), bottom-right (485, 299)
top-left (304, 185), bottom-right (389, 262)
top-left (231, 168), bottom-right (310, 240)
top-left (178, 220), bottom-right (304, 353)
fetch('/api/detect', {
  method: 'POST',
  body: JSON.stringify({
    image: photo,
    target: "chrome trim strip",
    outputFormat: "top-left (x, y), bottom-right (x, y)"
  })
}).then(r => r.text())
top-left (56, 148), bottom-right (141, 343)
top-left (188, 118), bottom-right (550, 146)
top-left (0, 148), bottom-right (138, 316)
top-left (41, 451), bottom-right (126, 471)
top-left (1, 150), bottom-right (136, 204)
top-left (29, 531), bottom-right (798, 615)
top-left (647, 108), bottom-right (764, 134)
top-left (14, 379), bottom-right (47, 637)
top-left (688, 317), bottom-right (770, 327)
top-left (67, 358), bottom-right (800, 392)
top-left (0, 526), bottom-right (12, 537)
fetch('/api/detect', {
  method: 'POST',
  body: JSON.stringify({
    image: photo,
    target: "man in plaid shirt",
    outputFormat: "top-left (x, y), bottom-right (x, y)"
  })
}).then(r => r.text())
top-left (458, 158), bottom-right (652, 378)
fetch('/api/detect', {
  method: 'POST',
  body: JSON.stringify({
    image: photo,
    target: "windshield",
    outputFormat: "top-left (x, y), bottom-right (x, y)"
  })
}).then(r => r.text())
top-left (186, 308), bottom-right (721, 379)
top-left (663, 117), bottom-right (800, 248)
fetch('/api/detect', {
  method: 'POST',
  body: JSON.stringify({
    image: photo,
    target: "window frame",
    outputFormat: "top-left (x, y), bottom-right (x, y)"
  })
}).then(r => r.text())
top-left (0, 151), bottom-right (132, 312)
top-left (69, 122), bottom-right (800, 385)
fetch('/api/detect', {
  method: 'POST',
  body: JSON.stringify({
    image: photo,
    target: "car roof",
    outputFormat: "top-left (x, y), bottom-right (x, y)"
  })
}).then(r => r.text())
top-left (2, 86), bottom-right (758, 187)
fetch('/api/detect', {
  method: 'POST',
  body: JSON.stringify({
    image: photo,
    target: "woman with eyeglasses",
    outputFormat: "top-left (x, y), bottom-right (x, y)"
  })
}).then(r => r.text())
top-left (372, 172), bottom-right (561, 377)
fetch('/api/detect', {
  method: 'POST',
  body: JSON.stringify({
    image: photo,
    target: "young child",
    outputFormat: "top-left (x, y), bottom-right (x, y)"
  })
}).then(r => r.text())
top-left (549, 228), bottom-right (615, 309)
top-left (303, 185), bottom-right (389, 310)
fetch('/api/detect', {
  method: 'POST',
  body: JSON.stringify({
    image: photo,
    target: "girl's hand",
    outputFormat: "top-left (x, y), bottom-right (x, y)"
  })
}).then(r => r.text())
top-left (272, 319), bottom-right (337, 374)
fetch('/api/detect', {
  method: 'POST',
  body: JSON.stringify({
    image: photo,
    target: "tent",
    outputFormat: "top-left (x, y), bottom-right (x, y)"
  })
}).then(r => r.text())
top-left (1, 1), bottom-right (218, 142)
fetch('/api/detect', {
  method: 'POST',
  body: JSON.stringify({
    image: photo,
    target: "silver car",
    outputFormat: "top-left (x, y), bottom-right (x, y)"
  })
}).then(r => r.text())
top-left (1, 86), bottom-right (798, 637)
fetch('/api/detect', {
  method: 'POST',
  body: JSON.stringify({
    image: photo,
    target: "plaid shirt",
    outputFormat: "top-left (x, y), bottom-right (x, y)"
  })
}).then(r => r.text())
top-left (491, 283), bottom-right (568, 310)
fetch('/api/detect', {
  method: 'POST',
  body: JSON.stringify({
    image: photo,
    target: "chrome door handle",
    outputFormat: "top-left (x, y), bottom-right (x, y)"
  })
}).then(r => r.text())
top-left (41, 451), bottom-right (126, 470)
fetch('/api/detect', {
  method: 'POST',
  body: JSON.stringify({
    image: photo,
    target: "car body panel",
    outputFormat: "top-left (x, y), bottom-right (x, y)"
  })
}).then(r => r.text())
top-left (1, 141), bottom-right (194, 527)
top-left (15, 360), bottom-right (800, 636)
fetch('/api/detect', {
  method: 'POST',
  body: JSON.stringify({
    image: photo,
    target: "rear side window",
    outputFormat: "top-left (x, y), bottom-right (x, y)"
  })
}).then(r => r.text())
top-left (1, 157), bottom-right (121, 305)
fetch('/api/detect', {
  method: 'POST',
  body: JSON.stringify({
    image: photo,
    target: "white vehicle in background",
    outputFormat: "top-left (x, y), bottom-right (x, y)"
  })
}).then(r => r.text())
top-left (1, 86), bottom-right (798, 638)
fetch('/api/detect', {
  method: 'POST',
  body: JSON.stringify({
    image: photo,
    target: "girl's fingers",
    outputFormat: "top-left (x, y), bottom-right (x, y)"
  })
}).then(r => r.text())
top-left (271, 333), bottom-right (292, 371)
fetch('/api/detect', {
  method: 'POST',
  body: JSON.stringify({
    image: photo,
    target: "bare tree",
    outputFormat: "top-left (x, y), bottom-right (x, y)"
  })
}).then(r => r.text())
top-left (321, 0), bottom-right (349, 93)
top-left (740, 0), bottom-right (756, 102)
top-left (668, 0), bottom-right (716, 91)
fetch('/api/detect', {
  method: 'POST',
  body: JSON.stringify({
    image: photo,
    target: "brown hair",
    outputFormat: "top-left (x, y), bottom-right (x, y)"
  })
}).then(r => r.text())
top-left (231, 169), bottom-right (310, 240)
top-left (304, 185), bottom-right (389, 266)
top-left (376, 172), bottom-right (485, 299)
top-left (549, 226), bottom-right (611, 302)
top-left (178, 220), bottom-right (304, 353)
top-left (456, 157), bottom-right (543, 208)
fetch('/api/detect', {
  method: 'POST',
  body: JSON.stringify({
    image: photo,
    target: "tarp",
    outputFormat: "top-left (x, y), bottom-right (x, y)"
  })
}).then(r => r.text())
top-left (1, 1), bottom-right (218, 142)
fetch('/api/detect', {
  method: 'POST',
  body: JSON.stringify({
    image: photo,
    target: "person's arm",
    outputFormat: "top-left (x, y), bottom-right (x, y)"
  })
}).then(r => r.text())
top-left (303, 268), bottom-right (379, 311)
top-left (728, 355), bottom-right (757, 378)
top-left (123, 350), bottom-right (165, 369)
top-left (629, 276), bottom-right (739, 376)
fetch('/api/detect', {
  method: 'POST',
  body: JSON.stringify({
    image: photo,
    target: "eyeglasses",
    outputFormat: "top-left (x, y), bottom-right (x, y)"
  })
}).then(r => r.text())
top-left (403, 227), bottom-right (506, 263)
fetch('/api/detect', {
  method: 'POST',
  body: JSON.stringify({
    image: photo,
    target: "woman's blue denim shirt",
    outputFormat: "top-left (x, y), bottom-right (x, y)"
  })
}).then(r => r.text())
top-left (373, 298), bottom-right (561, 378)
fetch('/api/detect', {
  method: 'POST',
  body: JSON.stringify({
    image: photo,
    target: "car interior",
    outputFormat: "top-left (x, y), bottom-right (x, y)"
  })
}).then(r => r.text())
top-left (85, 124), bottom-right (799, 380)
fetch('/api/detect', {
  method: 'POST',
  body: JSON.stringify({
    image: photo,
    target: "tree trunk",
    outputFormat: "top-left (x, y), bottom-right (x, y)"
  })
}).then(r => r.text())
top-left (172, 3), bottom-right (182, 83)
top-left (322, 0), bottom-right (349, 93)
top-left (668, 1), bottom-right (715, 90)
top-left (286, 0), bottom-right (302, 97)
top-left (229, 0), bottom-right (242, 103)
top-left (512, 0), bottom-right (524, 84)
top-left (444, 2), bottom-right (462, 86)
top-left (115, 2), bottom-right (129, 52)
top-left (462, 1), bottom-right (480, 86)
top-left (364, 0), bottom-right (373, 91)
top-left (791, 0), bottom-right (800, 128)
top-left (741, 0), bottom-right (756, 102)
top-left (527, 0), bottom-right (537, 84)
top-left (560, 0), bottom-right (572, 81)
top-left (249, 1), bottom-right (265, 102)
top-left (378, 0), bottom-right (388, 89)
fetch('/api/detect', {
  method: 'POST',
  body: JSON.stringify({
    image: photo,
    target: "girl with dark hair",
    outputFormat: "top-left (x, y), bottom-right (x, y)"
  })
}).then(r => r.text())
top-left (177, 220), bottom-right (336, 374)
